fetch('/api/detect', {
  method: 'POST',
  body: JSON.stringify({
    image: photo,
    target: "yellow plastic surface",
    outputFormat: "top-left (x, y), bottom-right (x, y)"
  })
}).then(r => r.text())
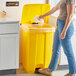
top-left (21, 4), bottom-right (55, 73)
top-left (21, 23), bottom-right (55, 32)
top-left (22, 24), bottom-right (55, 73)
top-left (21, 4), bottom-right (50, 24)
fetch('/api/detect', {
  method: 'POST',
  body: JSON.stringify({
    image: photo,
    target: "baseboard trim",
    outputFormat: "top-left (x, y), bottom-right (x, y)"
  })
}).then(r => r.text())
top-left (57, 65), bottom-right (69, 70)
top-left (0, 69), bottom-right (16, 75)
top-left (0, 65), bottom-right (68, 75)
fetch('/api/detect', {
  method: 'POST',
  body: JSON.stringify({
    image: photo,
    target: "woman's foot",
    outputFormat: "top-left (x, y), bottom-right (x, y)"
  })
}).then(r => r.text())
top-left (38, 68), bottom-right (52, 76)
top-left (65, 73), bottom-right (75, 76)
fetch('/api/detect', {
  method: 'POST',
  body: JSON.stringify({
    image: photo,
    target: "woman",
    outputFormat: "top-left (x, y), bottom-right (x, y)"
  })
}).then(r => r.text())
top-left (38, 0), bottom-right (76, 76)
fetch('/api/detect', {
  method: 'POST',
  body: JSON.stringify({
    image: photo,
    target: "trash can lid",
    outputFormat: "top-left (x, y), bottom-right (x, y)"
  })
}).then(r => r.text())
top-left (21, 23), bottom-right (55, 32)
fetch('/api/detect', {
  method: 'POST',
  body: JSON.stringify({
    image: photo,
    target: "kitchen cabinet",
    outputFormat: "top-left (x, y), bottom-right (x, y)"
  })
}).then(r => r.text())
top-left (0, 18), bottom-right (19, 71)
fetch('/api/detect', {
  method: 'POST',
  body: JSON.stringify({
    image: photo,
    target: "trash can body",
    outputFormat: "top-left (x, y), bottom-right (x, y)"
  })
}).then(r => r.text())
top-left (22, 24), bottom-right (55, 73)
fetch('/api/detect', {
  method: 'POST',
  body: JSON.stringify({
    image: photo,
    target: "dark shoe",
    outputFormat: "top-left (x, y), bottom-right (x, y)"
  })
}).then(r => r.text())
top-left (35, 68), bottom-right (40, 74)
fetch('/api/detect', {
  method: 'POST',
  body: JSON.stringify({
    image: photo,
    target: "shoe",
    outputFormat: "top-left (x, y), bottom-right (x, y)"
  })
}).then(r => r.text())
top-left (65, 73), bottom-right (70, 76)
top-left (65, 73), bottom-right (75, 76)
top-left (38, 68), bottom-right (52, 76)
top-left (35, 68), bottom-right (40, 74)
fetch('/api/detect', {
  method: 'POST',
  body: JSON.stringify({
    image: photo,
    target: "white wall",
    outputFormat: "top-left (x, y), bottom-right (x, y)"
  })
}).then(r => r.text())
top-left (48, 0), bottom-right (60, 17)
top-left (0, 0), bottom-right (46, 21)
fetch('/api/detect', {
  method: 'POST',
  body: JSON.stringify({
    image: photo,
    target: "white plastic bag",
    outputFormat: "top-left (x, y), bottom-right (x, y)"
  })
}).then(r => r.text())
top-left (33, 16), bottom-right (44, 24)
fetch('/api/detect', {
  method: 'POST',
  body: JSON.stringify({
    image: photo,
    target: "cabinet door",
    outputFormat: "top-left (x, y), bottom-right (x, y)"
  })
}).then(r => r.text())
top-left (0, 22), bottom-right (19, 34)
top-left (0, 34), bottom-right (19, 70)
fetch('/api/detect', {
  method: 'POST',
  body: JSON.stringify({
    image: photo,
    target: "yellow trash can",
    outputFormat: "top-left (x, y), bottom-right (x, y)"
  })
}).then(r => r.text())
top-left (20, 4), bottom-right (55, 73)
top-left (21, 24), bottom-right (55, 73)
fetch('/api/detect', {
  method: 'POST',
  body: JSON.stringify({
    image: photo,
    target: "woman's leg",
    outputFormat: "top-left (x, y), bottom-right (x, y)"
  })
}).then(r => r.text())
top-left (60, 38), bottom-right (76, 74)
top-left (59, 21), bottom-right (76, 74)
top-left (48, 28), bottom-right (61, 71)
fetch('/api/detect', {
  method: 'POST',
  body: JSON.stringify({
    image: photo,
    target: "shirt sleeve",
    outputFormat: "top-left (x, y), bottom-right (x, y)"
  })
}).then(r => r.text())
top-left (66, 0), bottom-right (75, 4)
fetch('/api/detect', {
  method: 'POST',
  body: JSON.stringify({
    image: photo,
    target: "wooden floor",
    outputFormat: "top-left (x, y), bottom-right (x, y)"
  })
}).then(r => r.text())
top-left (16, 64), bottom-right (26, 74)
top-left (16, 64), bottom-right (69, 76)
top-left (16, 64), bottom-right (45, 76)
top-left (2, 70), bottom-right (69, 76)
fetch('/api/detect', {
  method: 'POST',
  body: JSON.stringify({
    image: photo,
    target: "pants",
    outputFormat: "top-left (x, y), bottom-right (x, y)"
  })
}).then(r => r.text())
top-left (48, 19), bottom-right (76, 74)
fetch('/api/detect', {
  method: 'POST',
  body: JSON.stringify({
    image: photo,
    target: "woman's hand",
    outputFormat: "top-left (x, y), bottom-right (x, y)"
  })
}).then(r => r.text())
top-left (39, 15), bottom-right (46, 19)
top-left (60, 31), bottom-right (66, 39)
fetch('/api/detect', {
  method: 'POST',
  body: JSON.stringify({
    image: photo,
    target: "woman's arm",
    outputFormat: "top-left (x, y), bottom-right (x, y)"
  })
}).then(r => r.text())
top-left (39, 2), bottom-right (60, 19)
top-left (60, 4), bottom-right (75, 39)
